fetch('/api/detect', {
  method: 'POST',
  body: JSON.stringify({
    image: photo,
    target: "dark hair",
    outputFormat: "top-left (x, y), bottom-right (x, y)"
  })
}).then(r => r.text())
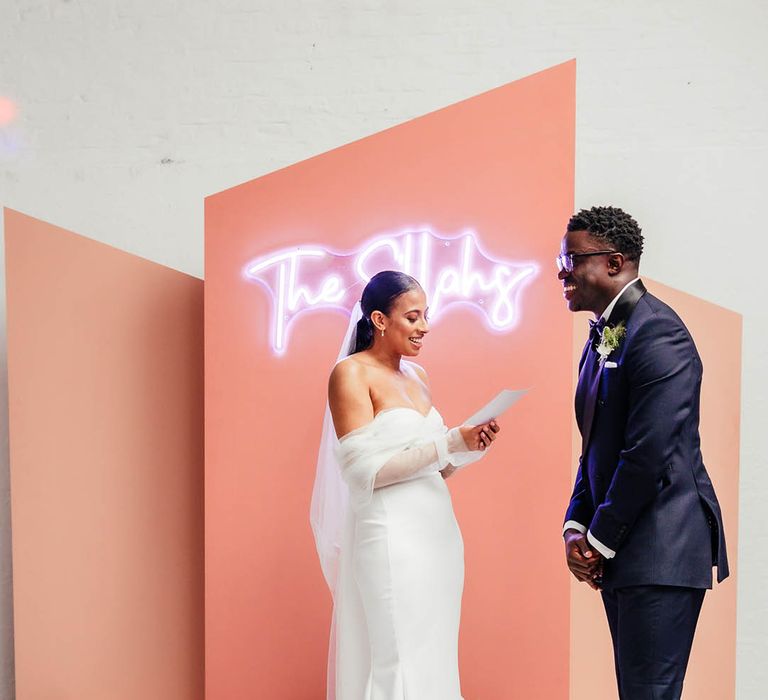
top-left (353, 271), bottom-right (422, 353)
top-left (567, 206), bottom-right (644, 262)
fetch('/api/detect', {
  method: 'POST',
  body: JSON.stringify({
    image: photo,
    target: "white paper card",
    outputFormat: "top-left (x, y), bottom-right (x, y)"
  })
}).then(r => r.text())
top-left (464, 389), bottom-right (529, 426)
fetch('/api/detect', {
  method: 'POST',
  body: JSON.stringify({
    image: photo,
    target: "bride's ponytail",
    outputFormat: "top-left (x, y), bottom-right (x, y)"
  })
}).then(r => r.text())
top-left (353, 317), bottom-right (373, 354)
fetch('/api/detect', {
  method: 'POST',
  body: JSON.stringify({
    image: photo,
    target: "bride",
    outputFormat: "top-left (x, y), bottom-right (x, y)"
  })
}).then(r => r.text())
top-left (311, 270), bottom-right (501, 700)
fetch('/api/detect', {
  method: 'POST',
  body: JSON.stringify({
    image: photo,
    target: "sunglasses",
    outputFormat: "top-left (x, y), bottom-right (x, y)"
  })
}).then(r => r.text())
top-left (555, 250), bottom-right (618, 273)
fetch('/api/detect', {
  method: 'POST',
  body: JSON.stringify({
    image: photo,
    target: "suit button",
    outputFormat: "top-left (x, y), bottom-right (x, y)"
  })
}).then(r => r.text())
top-left (598, 399), bottom-right (605, 406)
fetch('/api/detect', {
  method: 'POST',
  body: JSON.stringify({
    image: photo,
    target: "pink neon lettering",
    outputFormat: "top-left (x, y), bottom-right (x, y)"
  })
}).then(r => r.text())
top-left (244, 230), bottom-right (538, 354)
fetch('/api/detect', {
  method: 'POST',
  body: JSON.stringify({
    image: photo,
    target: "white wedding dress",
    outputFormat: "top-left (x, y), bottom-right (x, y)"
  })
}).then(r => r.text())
top-left (329, 406), bottom-right (482, 700)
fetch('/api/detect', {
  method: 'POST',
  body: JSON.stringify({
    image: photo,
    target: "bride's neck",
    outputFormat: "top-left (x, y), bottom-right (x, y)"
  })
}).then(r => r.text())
top-left (367, 344), bottom-right (402, 373)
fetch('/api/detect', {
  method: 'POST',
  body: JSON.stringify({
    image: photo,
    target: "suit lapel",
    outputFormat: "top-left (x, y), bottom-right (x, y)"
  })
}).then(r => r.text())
top-left (579, 280), bottom-right (647, 455)
top-left (578, 349), bottom-right (602, 456)
top-left (574, 337), bottom-right (592, 431)
top-left (606, 279), bottom-right (647, 327)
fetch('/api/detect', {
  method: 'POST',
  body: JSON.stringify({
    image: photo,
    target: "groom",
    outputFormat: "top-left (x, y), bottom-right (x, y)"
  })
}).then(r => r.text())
top-left (559, 206), bottom-right (728, 700)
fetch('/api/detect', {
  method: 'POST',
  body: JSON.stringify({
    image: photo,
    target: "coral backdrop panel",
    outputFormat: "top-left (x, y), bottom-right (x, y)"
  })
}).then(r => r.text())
top-left (205, 62), bottom-right (575, 698)
top-left (569, 280), bottom-right (740, 700)
top-left (5, 210), bottom-right (204, 700)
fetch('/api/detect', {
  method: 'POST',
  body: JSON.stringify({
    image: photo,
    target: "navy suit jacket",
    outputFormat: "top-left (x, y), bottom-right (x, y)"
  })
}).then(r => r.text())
top-left (565, 280), bottom-right (729, 590)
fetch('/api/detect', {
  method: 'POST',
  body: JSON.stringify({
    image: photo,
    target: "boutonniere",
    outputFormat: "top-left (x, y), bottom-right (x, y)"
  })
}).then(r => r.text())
top-left (596, 322), bottom-right (626, 364)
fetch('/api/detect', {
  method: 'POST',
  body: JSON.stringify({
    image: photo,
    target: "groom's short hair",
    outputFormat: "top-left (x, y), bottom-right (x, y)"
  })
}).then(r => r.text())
top-left (567, 206), bottom-right (644, 262)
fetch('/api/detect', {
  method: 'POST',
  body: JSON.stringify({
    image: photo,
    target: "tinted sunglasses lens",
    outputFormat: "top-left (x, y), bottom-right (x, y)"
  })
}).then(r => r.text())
top-left (556, 254), bottom-right (572, 273)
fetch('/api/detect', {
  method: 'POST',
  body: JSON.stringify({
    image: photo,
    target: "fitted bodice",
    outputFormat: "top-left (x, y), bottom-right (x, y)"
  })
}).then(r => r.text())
top-left (339, 405), bottom-right (443, 443)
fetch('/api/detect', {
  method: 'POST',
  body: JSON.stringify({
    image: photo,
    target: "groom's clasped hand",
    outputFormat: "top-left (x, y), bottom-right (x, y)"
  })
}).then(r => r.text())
top-left (564, 529), bottom-right (603, 591)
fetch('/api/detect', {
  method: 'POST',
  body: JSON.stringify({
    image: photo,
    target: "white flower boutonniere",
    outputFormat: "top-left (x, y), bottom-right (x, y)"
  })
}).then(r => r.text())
top-left (596, 322), bottom-right (626, 364)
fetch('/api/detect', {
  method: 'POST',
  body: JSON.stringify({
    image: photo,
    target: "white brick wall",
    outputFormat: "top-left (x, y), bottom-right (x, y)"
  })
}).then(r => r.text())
top-left (1, 1), bottom-right (766, 697)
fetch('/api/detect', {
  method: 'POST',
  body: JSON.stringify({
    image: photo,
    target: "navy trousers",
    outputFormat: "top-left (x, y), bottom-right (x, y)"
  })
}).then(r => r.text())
top-left (601, 586), bottom-right (706, 700)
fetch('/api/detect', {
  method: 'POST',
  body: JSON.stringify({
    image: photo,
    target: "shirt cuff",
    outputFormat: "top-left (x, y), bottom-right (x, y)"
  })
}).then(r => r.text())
top-left (562, 520), bottom-right (586, 536)
top-left (587, 530), bottom-right (616, 559)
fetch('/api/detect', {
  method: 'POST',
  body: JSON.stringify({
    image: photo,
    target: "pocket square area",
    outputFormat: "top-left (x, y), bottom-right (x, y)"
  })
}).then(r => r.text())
top-left (604, 361), bottom-right (618, 369)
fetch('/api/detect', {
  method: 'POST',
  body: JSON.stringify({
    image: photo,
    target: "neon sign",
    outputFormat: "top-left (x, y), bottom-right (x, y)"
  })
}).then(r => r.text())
top-left (244, 229), bottom-right (538, 355)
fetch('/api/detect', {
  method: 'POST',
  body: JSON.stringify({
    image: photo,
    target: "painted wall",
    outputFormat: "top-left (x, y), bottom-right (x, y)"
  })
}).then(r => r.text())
top-left (4, 211), bottom-right (204, 699)
top-left (1, 2), bottom-right (764, 697)
top-left (205, 64), bottom-right (574, 698)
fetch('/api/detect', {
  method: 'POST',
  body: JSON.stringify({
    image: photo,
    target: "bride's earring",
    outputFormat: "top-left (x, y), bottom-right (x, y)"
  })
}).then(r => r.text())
top-left (381, 329), bottom-right (385, 337)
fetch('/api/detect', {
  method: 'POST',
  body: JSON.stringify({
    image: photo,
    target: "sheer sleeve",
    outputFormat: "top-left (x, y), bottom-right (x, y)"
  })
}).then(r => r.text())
top-left (337, 424), bottom-right (485, 511)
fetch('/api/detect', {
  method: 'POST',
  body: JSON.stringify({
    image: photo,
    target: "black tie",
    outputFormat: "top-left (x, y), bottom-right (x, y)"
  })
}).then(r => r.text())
top-left (588, 317), bottom-right (607, 350)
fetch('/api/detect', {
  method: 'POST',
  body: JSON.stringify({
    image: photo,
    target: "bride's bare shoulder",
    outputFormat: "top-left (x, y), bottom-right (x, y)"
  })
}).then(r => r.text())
top-left (331, 355), bottom-right (366, 377)
top-left (329, 355), bottom-right (369, 393)
top-left (329, 356), bottom-right (374, 433)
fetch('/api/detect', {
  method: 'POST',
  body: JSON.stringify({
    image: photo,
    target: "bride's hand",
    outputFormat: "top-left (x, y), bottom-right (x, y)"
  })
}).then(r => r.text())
top-left (459, 420), bottom-right (500, 451)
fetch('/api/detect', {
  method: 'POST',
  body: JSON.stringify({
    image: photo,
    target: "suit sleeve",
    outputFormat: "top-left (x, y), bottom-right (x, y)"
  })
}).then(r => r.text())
top-left (564, 459), bottom-right (594, 529)
top-left (588, 313), bottom-right (700, 552)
